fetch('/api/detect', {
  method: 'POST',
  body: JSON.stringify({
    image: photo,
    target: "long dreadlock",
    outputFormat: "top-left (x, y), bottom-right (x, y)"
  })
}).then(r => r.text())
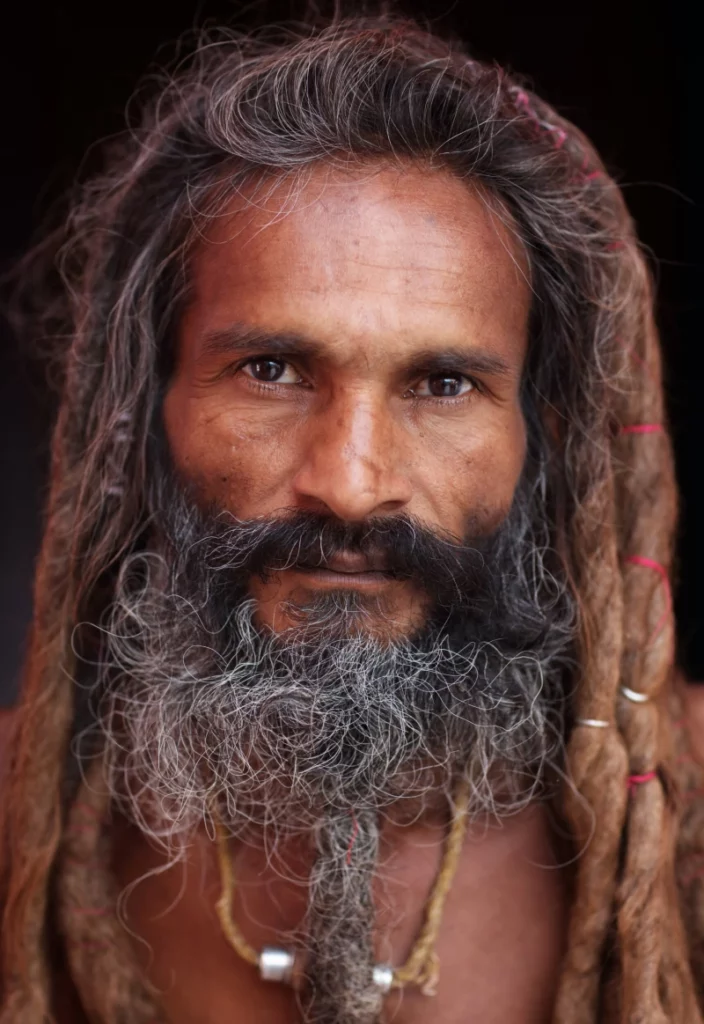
top-left (2, 12), bottom-right (703, 1023)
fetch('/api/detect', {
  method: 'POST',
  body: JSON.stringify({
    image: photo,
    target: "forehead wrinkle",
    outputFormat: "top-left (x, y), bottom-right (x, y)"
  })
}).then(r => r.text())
top-left (183, 163), bottom-right (531, 373)
top-left (198, 160), bottom-right (529, 276)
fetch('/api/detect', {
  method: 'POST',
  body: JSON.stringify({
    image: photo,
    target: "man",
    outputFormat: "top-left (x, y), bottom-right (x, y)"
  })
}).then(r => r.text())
top-left (2, 13), bottom-right (704, 1024)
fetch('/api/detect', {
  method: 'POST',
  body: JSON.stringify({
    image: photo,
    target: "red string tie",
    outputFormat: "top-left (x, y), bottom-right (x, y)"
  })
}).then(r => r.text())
top-left (69, 824), bottom-right (99, 836)
top-left (624, 555), bottom-right (672, 642)
top-left (628, 770), bottom-right (657, 794)
top-left (620, 423), bottom-right (664, 435)
top-left (551, 128), bottom-right (567, 149)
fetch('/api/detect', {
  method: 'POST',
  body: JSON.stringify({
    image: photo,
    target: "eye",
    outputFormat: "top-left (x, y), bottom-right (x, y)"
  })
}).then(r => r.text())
top-left (241, 357), bottom-right (302, 385)
top-left (412, 373), bottom-right (476, 399)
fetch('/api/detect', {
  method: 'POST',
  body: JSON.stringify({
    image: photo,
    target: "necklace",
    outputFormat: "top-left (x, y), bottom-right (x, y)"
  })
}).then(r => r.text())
top-left (213, 778), bottom-right (470, 997)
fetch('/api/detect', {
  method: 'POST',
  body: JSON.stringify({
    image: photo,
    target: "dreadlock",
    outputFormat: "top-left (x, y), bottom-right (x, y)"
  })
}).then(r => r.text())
top-left (2, 11), bottom-right (702, 1023)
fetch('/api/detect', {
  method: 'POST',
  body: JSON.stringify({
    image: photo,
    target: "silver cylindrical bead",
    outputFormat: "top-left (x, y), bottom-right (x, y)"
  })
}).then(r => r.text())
top-left (373, 964), bottom-right (394, 993)
top-left (259, 946), bottom-right (295, 983)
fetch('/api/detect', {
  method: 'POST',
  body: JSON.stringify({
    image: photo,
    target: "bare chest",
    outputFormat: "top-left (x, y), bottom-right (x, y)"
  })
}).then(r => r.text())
top-left (111, 805), bottom-right (569, 1024)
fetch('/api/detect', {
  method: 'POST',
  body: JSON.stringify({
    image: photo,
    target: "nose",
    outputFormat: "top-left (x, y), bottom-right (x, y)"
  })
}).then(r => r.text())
top-left (292, 390), bottom-right (412, 521)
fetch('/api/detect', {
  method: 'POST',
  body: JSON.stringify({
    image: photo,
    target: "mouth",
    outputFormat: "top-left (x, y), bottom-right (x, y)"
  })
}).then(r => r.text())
top-left (292, 553), bottom-right (396, 589)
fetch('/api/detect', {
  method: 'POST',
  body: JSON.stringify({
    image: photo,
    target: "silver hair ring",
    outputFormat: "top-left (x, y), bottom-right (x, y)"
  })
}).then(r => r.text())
top-left (620, 685), bottom-right (650, 704)
top-left (575, 718), bottom-right (611, 728)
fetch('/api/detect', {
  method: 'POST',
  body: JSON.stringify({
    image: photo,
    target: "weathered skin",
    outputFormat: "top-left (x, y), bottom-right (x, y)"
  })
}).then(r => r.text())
top-left (119, 162), bottom-right (558, 1023)
top-left (164, 163), bottom-right (529, 638)
top-left (4, 162), bottom-right (701, 1022)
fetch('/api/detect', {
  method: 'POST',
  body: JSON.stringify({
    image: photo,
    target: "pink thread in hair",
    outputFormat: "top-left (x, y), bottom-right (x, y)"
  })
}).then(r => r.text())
top-left (620, 423), bottom-right (664, 435)
top-left (607, 240), bottom-right (626, 251)
top-left (346, 813), bottom-right (360, 865)
top-left (624, 555), bottom-right (673, 641)
top-left (584, 169), bottom-right (604, 182)
top-left (69, 824), bottom-right (99, 836)
top-left (512, 90), bottom-right (570, 156)
top-left (628, 770), bottom-right (657, 793)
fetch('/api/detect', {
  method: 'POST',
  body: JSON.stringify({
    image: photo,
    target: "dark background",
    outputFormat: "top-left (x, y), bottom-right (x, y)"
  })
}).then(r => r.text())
top-left (1, 0), bottom-right (702, 705)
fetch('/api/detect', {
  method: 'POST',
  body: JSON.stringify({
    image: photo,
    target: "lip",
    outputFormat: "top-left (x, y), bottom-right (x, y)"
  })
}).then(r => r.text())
top-left (324, 552), bottom-right (389, 574)
top-left (292, 566), bottom-right (394, 589)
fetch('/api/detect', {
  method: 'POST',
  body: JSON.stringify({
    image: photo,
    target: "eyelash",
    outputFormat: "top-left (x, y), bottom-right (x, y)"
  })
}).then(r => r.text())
top-left (231, 357), bottom-right (483, 404)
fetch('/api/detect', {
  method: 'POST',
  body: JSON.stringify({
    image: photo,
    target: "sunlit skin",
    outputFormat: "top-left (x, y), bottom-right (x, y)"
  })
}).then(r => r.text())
top-left (109, 164), bottom-right (573, 1024)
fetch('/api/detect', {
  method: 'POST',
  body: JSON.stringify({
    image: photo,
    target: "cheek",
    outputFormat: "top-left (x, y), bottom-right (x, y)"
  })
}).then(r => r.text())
top-left (162, 387), bottom-right (303, 515)
top-left (411, 407), bottom-right (526, 535)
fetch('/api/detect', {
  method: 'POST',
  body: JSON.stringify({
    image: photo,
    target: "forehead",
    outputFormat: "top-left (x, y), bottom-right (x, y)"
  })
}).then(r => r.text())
top-left (180, 162), bottom-right (530, 366)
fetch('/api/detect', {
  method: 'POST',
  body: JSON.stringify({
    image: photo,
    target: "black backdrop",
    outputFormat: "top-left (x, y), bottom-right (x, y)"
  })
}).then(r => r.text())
top-left (1, 0), bottom-right (702, 705)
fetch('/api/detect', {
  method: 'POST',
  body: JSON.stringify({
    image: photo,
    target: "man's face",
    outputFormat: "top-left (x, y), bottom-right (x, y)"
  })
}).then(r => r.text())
top-left (164, 163), bottom-right (530, 637)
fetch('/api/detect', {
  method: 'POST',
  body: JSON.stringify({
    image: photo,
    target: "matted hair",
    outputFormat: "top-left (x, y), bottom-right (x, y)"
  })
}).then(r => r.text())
top-left (2, 11), bottom-right (704, 1023)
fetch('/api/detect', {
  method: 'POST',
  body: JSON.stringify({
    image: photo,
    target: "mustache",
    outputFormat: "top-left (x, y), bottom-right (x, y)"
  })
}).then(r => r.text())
top-left (158, 499), bottom-right (510, 615)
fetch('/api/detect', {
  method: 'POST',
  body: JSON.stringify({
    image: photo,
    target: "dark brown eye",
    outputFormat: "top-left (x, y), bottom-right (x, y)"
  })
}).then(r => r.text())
top-left (424, 373), bottom-right (473, 398)
top-left (241, 357), bottom-right (303, 386)
top-left (247, 358), bottom-right (286, 382)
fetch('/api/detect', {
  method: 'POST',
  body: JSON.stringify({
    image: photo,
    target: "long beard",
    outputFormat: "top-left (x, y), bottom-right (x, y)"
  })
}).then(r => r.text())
top-left (75, 471), bottom-right (575, 1022)
top-left (302, 809), bottom-right (382, 1024)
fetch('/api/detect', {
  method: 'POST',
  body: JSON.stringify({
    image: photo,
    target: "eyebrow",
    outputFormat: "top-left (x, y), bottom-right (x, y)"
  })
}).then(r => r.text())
top-left (403, 347), bottom-right (514, 380)
top-left (199, 322), bottom-right (515, 379)
top-left (200, 324), bottom-right (327, 360)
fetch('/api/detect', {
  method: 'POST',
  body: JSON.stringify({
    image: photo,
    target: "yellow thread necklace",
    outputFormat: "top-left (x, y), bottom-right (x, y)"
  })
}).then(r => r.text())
top-left (213, 777), bottom-right (470, 997)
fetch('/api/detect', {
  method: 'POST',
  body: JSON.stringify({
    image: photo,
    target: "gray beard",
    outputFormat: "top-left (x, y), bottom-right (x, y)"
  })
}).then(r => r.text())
top-left (86, 595), bottom-right (566, 842)
top-left (76, 480), bottom-right (575, 1024)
